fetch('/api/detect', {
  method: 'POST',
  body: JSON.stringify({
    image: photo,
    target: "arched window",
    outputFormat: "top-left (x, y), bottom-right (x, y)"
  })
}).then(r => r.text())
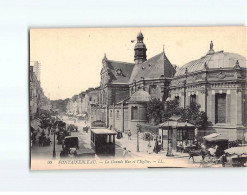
top-left (215, 93), bottom-right (226, 123)
top-left (131, 106), bottom-right (138, 120)
top-left (190, 94), bottom-right (196, 104)
top-left (175, 96), bottom-right (180, 105)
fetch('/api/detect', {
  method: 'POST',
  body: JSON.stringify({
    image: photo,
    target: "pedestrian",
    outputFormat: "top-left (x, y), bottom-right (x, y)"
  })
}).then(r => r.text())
top-left (123, 147), bottom-right (129, 158)
top-left (154, 140), bottom-right (159, 154)
top-left (47, 127), bottom-right (51, 136)
top-left (167, 141), bottom-right (173, 156)
top-left (147, 142), bottom-right (152, 154)
top-left (127, 130), bottom-right (132, 140)
top-left (221, 153), bottom-right (227, 167)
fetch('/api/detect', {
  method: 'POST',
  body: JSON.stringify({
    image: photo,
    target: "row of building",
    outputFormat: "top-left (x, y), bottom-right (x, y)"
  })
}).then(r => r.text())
top-left (29, 61), bottom-right (52, 119)
top-left (66, 32), bottom-right (247, 143)
top-left (66, 87), bottom-right (99, 117)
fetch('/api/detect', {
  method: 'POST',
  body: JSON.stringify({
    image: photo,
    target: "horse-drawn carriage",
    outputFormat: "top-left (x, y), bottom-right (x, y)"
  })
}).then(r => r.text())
top-left (60, 136), bottom-right (95, 158)
top-left (56, 130), bottom-right (71, 144)
top-left (223, 146), bottom-right (247, 167)
top-left (67, 124), bottom-right (78, 132)
top-left (188, 133), bottom-right (229, 165)
top-left (60, 136), bottom-right (79, 158)
top-left (83, 126), bottom-right (89, 133)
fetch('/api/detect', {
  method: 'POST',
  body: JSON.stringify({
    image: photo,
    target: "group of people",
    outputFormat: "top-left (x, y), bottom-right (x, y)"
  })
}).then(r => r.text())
top-left (146, 136), bottom-right (162, 154)
top-left (38, 129), bottom-right (52, 147)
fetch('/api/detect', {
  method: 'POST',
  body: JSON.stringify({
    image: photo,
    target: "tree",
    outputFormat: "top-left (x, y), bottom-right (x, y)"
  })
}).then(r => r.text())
top-left (181, 102), bottom-right (208, 129)
top-left (146, 99), bottom-right (164, 125)
top-left (163, 99), bottom-right (183, 120)
top-left (164, 100), bottom-right (208, 129)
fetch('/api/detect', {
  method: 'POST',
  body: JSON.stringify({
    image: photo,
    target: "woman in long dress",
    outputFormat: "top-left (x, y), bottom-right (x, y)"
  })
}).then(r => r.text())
top-left (147, 142), bottom-right (152, 154)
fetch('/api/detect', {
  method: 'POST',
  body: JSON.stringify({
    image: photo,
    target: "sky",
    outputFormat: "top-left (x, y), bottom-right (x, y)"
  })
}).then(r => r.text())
top-left (30, 27), bottom-right (247, 100)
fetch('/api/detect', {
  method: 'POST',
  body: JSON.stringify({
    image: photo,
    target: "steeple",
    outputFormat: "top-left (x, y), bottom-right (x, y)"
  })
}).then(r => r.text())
top-left (134, 31), bottom-right (147, 64)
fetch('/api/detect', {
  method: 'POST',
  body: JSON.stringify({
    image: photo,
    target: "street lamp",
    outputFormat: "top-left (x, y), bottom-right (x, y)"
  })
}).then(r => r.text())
top-left (137, 126), bottom-right (140, 152)
top-left (53, 124), bottom-right (57, 159)
top-left (166, 120), bottom-right (170, 156)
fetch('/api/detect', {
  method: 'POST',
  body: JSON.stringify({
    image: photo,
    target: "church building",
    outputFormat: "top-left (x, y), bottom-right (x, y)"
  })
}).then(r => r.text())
top-left (90, 32), bottom-right (247, 143)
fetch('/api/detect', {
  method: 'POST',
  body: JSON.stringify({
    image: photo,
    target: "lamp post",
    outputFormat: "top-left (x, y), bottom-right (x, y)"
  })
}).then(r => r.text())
top-left (53, 124), bottom-right (57, 159)
top-left (166, 121), bottom-right (170, 156)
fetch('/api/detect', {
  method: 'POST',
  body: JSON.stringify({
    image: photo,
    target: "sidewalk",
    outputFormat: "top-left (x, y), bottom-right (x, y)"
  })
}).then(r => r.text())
top-left (115, 133), bottom-right (189, 159)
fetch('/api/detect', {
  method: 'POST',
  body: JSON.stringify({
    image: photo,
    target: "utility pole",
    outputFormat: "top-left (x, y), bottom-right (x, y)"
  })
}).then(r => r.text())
top-left (137, 127), bottom-right (140, 152)
top-left (53, 124), bottom-right (57, 159)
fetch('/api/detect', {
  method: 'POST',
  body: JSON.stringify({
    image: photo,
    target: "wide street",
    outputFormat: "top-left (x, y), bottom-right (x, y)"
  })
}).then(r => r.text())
top-left (31, 118), bottom-right (126, 159)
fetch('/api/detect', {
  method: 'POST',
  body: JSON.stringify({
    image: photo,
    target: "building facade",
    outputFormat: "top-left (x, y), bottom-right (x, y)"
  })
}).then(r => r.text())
top-left (91, 32), bottom-right (175, 133)
top-left (66, 32), bottom-right (247, 142)
top-left (29, 65), bottom-right (51, 119)
top-left (170, 42), bottom-right (247, 142)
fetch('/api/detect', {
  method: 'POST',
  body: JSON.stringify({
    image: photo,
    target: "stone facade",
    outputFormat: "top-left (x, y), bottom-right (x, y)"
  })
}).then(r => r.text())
top-left (90, 32), bottom-right (175, 134)
top-left (170, 48), bottom-right (247, 142)
top-left (29, 65), bottom-right (51, 118)
top-left (67, 32), bottom-right (247, 143)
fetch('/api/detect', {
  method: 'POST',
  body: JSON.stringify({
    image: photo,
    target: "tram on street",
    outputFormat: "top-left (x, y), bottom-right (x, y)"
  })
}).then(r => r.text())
top-left (91, 128), bottom-right (117, 156)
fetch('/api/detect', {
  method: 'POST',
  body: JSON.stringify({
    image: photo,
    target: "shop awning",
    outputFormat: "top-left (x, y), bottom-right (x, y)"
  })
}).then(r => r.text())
top-left (77, 114), bottom-right (86, 117)
top-left (225, 146), bottom-right (247, 155)
top-left (203, 133), bottom-right (228, 142)
top-left (159, 121), bottom-right (194, 129)
top-left (31, 119), bottom-right (41, 131)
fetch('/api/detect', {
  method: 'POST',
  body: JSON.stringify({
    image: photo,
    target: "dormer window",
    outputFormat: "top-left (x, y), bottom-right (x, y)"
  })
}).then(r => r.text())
top-left (116, 69), bottom-right (122, 76)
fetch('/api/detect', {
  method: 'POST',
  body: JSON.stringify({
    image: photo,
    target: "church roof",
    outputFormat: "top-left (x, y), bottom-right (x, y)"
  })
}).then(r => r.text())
top-left (129, 52), bottom-right (176, 83)
top-left (106, 60), bottom-right (135, 84)
top-left (175, 50), bottom-right (247, 77)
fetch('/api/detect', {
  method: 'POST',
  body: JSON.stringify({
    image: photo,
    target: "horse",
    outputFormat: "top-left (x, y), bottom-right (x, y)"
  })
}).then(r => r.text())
top-left (188, 149), bottom-right (209, 163)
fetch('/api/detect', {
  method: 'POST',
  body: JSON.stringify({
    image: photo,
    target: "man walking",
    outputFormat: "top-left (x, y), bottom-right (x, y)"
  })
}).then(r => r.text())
top-left (127, 130), bottom-right (132, 140)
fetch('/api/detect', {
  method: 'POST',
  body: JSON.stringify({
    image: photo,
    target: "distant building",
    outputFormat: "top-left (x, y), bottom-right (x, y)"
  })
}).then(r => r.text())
top-left (30, 61), bottom-right (41, 81)
top-left (29, 65), bottom-right (51, 119)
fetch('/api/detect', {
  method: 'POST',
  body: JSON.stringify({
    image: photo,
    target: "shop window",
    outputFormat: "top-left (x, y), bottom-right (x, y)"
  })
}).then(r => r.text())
top-left (131, 106), bottom-right (138, 120)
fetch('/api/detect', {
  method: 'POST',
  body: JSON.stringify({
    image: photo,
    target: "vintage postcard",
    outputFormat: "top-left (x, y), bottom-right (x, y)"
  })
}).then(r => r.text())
top-left (30, 27), bottom-right (247, 170)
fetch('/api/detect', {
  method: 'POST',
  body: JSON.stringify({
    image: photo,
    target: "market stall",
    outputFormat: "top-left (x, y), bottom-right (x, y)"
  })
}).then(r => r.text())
top-left (224, 146), bottom-right (247, 167)
top-left (158, 117), bottom-right (195, 154)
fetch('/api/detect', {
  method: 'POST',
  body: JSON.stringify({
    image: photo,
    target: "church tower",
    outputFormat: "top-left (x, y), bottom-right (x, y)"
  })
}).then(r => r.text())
top-left (134, 32), bottom-right (147, 64)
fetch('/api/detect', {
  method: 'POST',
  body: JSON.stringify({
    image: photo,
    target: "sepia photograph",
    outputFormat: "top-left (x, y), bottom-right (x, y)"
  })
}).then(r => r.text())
top-left (29, 27), bottom-right (247, 170)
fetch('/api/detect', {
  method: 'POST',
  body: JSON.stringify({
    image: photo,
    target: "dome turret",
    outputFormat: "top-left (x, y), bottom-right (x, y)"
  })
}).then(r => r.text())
top-left (129, 89), bottom-right (151, 103)
top-left (134, 31), bottom-right (147, 64)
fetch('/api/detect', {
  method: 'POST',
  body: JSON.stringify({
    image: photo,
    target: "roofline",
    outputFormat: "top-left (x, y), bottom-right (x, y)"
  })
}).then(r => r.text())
top-left (129, 77), bottom-right (173, 86)
top-left (108, 60), bottom-right (135, 65)
top-left (175, 50), bottom-right (247, 76)
top-left (173, 67), bottom-right (247, 80)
